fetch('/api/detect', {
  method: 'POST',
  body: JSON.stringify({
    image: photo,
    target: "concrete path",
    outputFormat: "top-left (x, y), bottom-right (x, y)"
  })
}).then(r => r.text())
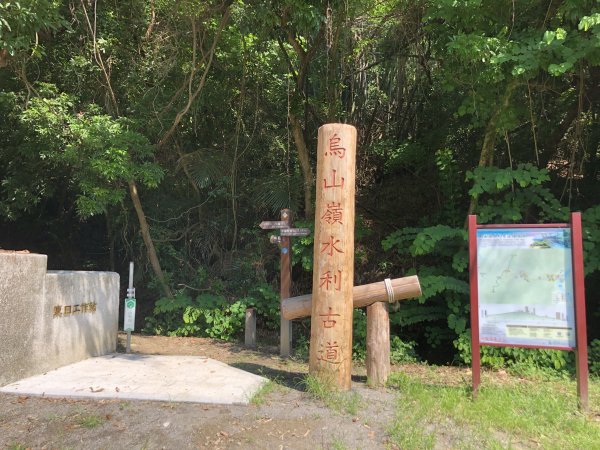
top-left (0, 354), bottom-right (267, 405)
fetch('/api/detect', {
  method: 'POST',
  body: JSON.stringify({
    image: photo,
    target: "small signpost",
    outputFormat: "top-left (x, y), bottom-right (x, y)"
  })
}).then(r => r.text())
top-left (469, 213), bottom-right (589, 410)
top-left (259, 209), bottom-right (311, 357)
top-left (124, 261), bottom-right (136, 354)
top-left (124, 298), bottom-right (136, 331)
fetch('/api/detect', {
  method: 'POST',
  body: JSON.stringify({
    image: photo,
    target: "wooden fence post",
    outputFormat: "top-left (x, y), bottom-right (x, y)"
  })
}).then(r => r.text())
top-left (245, 307), bottom-right (257, 348)
top-left (366, 301), bottom-right (390, 386)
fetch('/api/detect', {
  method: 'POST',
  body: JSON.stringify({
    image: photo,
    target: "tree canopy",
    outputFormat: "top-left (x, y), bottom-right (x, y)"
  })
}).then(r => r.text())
top-left (1, 0), bottom-right (599, 367)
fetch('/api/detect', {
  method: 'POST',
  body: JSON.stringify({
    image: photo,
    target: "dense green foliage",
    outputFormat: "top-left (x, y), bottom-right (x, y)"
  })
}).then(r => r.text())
top-left (1, 0), bottom-right (598, 371)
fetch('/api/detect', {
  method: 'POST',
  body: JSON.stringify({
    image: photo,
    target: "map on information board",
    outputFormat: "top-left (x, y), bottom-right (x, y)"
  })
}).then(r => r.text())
top-left (477, 228), bottom-right (576, 348)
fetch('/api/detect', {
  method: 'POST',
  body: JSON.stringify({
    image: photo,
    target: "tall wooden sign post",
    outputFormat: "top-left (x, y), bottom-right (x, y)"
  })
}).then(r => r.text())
top-left (259, 210), bottom-right (311, 357)
top-left (309, 123), bottom-right (356, 390)
top-left (279, 208), bottom-right (293, 357)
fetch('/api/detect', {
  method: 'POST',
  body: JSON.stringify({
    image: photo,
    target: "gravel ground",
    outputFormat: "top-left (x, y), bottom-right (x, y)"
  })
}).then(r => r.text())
top-left (0, 334), bottom-right (410, 449)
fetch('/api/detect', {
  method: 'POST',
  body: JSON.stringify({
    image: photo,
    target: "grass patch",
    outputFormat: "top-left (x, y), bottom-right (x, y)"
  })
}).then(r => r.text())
top-left (250, 380), bottom-right (279, 405)
top-left (388, 418), bottom-right (435, 450)
top-left (7, 444), bottom-right (28, 450)
top-left (304, 373), bottom-right (336, 399)
top-left (45, 412), bottom-right (63, 423)
top-left (386, 371), bottom-right (600, 449)
top-left (77, 414), bottom-right (105, 429)
top-left (303, 374), bottom-right (363, 415)
top-left (330, 436), bottom-right (348, 450)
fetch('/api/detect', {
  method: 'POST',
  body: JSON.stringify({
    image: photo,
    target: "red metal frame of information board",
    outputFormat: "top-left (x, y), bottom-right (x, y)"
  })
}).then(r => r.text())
top-left (469, 213), bottom-right (589, 411)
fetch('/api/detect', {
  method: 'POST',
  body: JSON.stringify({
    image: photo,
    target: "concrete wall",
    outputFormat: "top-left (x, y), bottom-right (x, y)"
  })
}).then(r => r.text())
top-left (0, 253), bottom-right (48, 386)
top-left (0, 253), bottom-right (119, 386)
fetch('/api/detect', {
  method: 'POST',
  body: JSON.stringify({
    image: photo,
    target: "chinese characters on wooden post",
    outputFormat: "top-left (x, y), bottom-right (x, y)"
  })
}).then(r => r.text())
top-left (309, 124), bottom-right (356, 390)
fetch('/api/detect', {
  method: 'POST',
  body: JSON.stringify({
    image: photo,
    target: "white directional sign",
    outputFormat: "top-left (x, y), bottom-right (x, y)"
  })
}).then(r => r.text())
top-left (259, 220), bottom-right (290, 229)
top-left (280, 228), bottom-right (311, 237)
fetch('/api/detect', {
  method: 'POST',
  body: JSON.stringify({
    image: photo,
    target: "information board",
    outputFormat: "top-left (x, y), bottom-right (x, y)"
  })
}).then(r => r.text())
top-left (468, 213), bottom-right (589, 411)
top-left (476, 228), bottom-right (575, 349)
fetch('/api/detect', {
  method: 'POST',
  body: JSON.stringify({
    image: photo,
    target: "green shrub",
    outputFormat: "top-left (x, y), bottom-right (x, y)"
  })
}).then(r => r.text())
top-left (390, 336), bottom-right (419, 364)
top-left (242, 283), bottom-right (281, 331)
top-left (294, 334), bottom-right (310, 359)
top-left (454, 331), bottom-right (574, 378)
top-left (143, 293), bottom-right (195, 335)
top-left (350, 310), bottom-right (418, 364)
top-left (143, 283), bottom-right (281, 341)
top-left (352, 309), bottom-right (367, 361)
top-left (589, 339), bottom-right (600, 377)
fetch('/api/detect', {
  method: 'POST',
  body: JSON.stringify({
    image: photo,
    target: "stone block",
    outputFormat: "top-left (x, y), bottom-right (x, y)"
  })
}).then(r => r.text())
top-left (0, 253), bottom-right (119, 386)
top-left (43, 271), bottom-right (120, 369)
top-left (0, 253), bottom-right (48, 386)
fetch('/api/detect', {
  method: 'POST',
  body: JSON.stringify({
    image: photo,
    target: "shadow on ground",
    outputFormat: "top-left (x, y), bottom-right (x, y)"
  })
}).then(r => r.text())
top-left (230, 362), bottom-right (306, 391)
top-left (231, 362), bottom-right (368, 390)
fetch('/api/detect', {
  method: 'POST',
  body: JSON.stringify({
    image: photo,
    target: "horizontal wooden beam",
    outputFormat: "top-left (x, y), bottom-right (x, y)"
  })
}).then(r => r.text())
top-left (281, 275), bottom-right (421, 320)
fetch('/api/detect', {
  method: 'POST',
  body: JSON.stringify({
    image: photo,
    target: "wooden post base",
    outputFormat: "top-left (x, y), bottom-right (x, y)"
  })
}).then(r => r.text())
top-left (366, 302), bottom-right (390, 386)
top-left (245, 308), bottom-right (257, 348)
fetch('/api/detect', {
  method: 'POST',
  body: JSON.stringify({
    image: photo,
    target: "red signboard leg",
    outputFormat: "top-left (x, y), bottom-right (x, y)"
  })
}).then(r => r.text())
top-left (468, 213), bottom-right (587, 409)
top-left (468, 215), bottom-right (481, 398)
top-left (571, 212), bottom-right (589, 412)
top-left (280, 209), bottom-right (293, 357)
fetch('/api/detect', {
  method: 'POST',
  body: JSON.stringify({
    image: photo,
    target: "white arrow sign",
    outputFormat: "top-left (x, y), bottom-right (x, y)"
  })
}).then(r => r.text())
top-left (280, 228), bottom-right (311, 237)
top-left (259, 220), bottom-right (290, 229)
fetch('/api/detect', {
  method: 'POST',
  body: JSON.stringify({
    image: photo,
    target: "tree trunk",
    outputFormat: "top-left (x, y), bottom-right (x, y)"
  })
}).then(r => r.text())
top-left (128, 180), bottom-right (173, 299)
top-left (0, 49), bottom-right (10, 67)
top-left (466, 80), bottom-right (519, 219)
top-left (79, 1), bottom-right (174, 297)
top-left (157, 3), bottom-right (232, 149)
top-left (289, 113), bottom-right (315, 217)
top-left (277, 15), bottom-right (324, 219)
top-left (105, 211), bottom-right (115, 272)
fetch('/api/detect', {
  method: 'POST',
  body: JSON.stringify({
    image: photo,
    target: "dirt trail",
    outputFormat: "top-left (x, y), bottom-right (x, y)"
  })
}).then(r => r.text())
top-left (0, 333), bottom-right (416, 449)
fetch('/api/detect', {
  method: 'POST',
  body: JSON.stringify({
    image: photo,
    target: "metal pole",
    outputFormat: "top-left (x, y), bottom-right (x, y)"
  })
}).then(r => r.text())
top-left (280, 209), bottom-right (292, 357)
top-left (128, 261), bottom-right (134, 290)
top-left (468, 215), bottom-right (481, 398)
top-left (126, 261), bottom-right (134, 354)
